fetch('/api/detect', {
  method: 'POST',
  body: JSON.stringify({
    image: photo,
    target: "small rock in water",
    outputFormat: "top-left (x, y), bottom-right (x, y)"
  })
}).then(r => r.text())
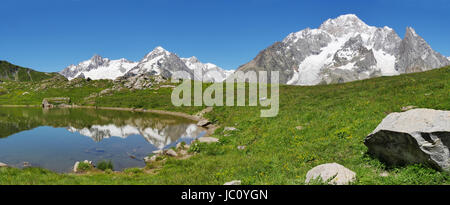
top-left (237, 146), bottom-right (246, 150)
top-left (224, 180), bottom-right (241, 185)
top-left (197, 137), bottom-right (219, 144)
top-left (165, 149), bottom-right (178, 157)
top-left (305, 163), bottom-right (356, 185)
top-left (0, 162), bottom-right (8, 167)
top-left (197, 119), bottom-right (211, 127)
top-left (23, 162), bottom-right (31, 167)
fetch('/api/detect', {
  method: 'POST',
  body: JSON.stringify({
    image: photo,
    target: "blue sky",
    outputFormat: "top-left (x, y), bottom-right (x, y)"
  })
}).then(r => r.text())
top-left (1, 0), bottom-right (449, 72)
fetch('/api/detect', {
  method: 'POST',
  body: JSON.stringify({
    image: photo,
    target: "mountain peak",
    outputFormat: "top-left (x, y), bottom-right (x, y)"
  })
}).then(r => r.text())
top-left (319, 14), bottom-right (372, 36)
top-left (152, 46), bottom-right (170, 54)
top-left (90, 54), bottom-right (103, 60)
top-left (405, 27), bottom-right (418, 38)
top-left (320, 14), bottom-right (364, 27)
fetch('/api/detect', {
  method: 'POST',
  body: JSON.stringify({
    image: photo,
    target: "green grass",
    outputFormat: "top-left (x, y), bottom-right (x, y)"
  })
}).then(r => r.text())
top-left (97, 161), bottom-right (114, 171)
top-left (0, 66), bottom-right (449, 184)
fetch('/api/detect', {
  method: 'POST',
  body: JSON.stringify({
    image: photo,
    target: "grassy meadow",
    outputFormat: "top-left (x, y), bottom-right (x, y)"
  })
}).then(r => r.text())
top-left (0, 66), bottom-right (449, 184)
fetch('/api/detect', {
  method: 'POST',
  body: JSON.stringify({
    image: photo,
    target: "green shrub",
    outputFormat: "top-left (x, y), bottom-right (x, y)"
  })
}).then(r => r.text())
top-left (77, 162), bottom-right (92, 172)
top-left (97, 160), bottom-right (114, 171)
top-left (188, 143), bottom-right (200, 153)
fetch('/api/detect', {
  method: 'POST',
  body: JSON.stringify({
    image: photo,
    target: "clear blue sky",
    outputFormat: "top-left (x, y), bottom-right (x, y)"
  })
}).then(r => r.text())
top-left (1, 0), bottom-right (449, 72)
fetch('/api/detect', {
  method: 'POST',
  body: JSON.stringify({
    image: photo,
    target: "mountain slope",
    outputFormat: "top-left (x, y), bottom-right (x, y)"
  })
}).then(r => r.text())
top-left (236, 14), bottom-right (450, 85)
top-left (0, 60), bottom-right (60, 82)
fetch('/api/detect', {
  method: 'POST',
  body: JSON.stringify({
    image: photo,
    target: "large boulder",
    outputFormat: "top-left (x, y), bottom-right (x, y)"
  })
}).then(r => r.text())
top-left (0, 162), bottom-right (8, 167)
top-left (305, 163), bottom-right (356, 185)
top-left (364, 109), bottom-right (450, 171)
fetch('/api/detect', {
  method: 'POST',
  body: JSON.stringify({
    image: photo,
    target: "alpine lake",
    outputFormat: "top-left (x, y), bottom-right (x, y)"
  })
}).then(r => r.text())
top-left (0, 107), bottom-right (207, 172)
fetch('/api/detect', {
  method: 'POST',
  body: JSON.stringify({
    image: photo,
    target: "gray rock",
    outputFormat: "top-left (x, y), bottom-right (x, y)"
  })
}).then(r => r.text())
top-left (305, 163), bottom-right (356, 185)
top-left (224, 180), bottom-right (241, 185)
top-left (197, 137), bottom-right (219, 144)
top-left (176, 142), bottom-right (183, 150)
top-left (364, 108), bottom-right (450, 171)
top-left (224, 127), bottom-right (237, 132)
top-left (165, 149), bottom-right (178, 157)
top-left (153, 150), bottom-right (164, 155)
top-left (401, 105), bottom-right (417, 111)
top-left (183, 144), bottom-right (190, 150)
top-left (144, 155), bottom-right (157, 163)
top-left (73, 161), bottom-right (80, 173)
top-left (179, 150), bottom-right (188, 156)
top-left (0, 162), bottom-right (8, 167)
top-left (197, 119), bottom-right (211, 127)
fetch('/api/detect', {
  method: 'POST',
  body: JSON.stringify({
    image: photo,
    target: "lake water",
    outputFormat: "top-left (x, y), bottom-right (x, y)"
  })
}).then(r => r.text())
top-left (0, 107), bottom-right (206, 172)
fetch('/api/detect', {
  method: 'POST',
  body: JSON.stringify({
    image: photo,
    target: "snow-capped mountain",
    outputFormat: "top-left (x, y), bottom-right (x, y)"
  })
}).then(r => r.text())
top-left (60, 46), bottom-right (233, 82)
top-left (124, 46), bottom-right (195, 80)
top-left (60, 55), bottom-right (137, 80)
top-left (181, 56), bottom-right (234, 82)
top-left (236, 14), bottom-right (450, 85)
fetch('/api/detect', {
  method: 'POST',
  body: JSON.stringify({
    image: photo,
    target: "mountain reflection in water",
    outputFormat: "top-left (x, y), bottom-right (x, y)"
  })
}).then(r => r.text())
top-left (0, 107), bottom-right (206, 172)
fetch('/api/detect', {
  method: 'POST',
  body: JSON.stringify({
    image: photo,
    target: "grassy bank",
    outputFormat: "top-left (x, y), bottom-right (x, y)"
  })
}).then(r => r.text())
top-left (0, 66), bottom-right (449, 184)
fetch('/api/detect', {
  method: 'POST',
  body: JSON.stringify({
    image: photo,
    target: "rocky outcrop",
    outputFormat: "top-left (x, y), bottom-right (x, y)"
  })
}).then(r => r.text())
top-left (305, 163), bottom-right (356, 185)
top-left (395, 27), bottom-right (450, 73)
top-left (42, 97), bottom-right (71, 108)
top-left (0, 162), bottom-right (8, 167)
top-left (197, 119), bottom-right (211, 127)
top-left (364, 109), bottom-right (450, 171)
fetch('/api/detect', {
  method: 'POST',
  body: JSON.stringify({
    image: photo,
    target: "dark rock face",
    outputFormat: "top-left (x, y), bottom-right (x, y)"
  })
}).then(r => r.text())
top-left (235, 42), bottom-right (298, 84)
top-left (364, 109), bottom-right (450, 171)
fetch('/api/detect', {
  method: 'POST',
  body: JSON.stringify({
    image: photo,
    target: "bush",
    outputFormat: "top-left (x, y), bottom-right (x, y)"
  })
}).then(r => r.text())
top-left (97, 160), bottom-right (114, 171)
top-left (77, 162), bottom-right (92, 172)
